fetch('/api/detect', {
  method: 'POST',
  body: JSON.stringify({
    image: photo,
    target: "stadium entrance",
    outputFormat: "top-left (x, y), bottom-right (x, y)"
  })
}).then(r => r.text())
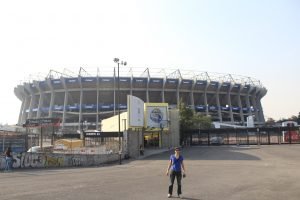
top-left (144, 132), bottom-right (160, 148)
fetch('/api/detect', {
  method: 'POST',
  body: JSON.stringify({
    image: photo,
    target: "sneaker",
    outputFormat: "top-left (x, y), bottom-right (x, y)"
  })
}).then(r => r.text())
top-left (167, 194), bottom-right (172, 198)
top-left (178, 194), bottom-right (182, 199)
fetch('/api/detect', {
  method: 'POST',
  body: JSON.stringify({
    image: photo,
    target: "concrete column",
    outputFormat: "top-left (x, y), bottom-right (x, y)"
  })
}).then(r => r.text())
top-left (48, 92), bottom-right (55, 118)
top-left (21, 97), bottom-right (29, 123)
top-left (18, 98), bottom-right (25, 125)
top-left (227, 84), bottom-right (234, 123)
top-left (62, 91), bottom-right (68, 129)
top-left (37, 93), bottom-right (44, 118)
top-left (216, 83), bottom-right (222, 122)
top-left (47, 78), bottom-right (54, 118)
top-left (162, 78), bottom-right (166, 103)
top-left (204, 83), bottom-right (209, 116)
top-left (79, 78), bottom-right (83, 126)
top-left (146, 76), bottom-right (149, 103)
top-left (35, 81), bottom-right (44, 118)
top-left (250, 88), bottom-right (259, 122)
top-left (256, 96), bottom-right (265, 122)
top-left (246, 86), bottom-right (253, 117)
top-left (176, 79), bottom-right (180, 107)
top-left (61, 77), bottom-right (68, 129)
top-left (96, 76), bottom-right (99, 130)
top-left (28, 94), bottom-right (35, 119)
top-left (237, 85), bottom-right (244, 124)
top-left (191, 80), bottom-right (195, 110)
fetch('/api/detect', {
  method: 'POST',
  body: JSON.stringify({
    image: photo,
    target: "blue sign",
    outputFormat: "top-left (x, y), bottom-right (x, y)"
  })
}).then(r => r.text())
top-left (195, 105), bottom-right (206, 110)
top-left (54, 105), bottom-right (63, 111)
top-left (196, 80), bottom-right (207, 85)
top-left (82, 77), bottom-right (96, 83)
top-left (66, 78), bottom-right (78, 83)
top-left (232, 107), bottom-right (240, 111)
top-left (83, 104), bottom-right (96, 110)
top-left (182, 79), bottom-right (193, 84)
top-left (242, 107), bottom-right (248, 111)
top-left (221, 106), bottom-right (230, 111)
top-left (210, 81), bottom-right (218, 86)
top-left (100, 77), bottom-right (113, 82)
top-left (209, 106), bottom-right (218, 111)
top-left (119, 78), bottom-right (130, 82)
top-left (52, 79), bottom-right (61, 84)
top-left (119, 104), bottom-right (127, 109)
top-left (150, 79), bottom-right (163, 83)
top-left (166, 79), bottom-right (178, 84)
top-left (133, 78), bottom-right (147, 83)
top-left (222, 82), bottom-right (230, 87)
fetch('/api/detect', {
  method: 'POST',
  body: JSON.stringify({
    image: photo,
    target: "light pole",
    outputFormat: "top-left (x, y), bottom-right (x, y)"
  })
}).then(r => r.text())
top-left (114, 58), bottom-right (127, 165)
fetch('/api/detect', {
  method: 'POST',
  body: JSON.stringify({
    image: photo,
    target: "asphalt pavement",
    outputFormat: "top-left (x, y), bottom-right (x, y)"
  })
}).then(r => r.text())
top-left (1, 145), bottom-right (300, 200)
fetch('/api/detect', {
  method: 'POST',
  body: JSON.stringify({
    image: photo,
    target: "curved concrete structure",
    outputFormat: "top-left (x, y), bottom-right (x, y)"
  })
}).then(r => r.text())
top-left (14, 68), bottom-right (267, 131)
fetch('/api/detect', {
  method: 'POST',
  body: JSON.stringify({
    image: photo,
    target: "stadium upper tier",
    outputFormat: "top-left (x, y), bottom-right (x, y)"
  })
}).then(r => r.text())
top-left (14, 67), bottom-right (267, 129)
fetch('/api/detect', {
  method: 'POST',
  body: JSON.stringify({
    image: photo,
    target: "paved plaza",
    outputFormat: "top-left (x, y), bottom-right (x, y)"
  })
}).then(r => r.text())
top-left (1, 145), bottom-right (300, 200)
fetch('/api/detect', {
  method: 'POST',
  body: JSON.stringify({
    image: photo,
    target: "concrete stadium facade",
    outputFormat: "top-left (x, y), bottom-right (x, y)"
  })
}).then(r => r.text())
top-left (14, 68), bottom-right (267, 132)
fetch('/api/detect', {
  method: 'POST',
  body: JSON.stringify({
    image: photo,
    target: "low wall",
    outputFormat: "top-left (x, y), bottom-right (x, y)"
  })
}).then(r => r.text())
top-left (0, 152), bottom-right (120, 170)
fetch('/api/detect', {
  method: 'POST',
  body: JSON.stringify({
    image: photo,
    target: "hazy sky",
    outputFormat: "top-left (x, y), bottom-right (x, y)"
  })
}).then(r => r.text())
top-left (0, 0), bottom-right (299, 124)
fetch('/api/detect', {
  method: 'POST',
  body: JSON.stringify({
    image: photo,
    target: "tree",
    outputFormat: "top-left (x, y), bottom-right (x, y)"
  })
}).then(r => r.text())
top-left (193, 113), bottom-right (212, 129)
top-left (179, 102), bottom-right (195, 131)
top-left (179, 101), bottom-right (212, 142)
top-left (265, 118), bottom-right (276, 126)
top-left (288, 115), bottom-right (298, 122)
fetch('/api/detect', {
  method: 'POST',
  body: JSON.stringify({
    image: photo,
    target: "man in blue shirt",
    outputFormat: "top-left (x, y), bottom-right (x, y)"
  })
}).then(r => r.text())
top-left (166, 147), bottom-right (186, 198)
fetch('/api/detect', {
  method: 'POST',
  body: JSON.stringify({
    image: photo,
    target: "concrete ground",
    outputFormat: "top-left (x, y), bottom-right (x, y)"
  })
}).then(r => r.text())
top-left (1, 145), bottom-right (300, 200)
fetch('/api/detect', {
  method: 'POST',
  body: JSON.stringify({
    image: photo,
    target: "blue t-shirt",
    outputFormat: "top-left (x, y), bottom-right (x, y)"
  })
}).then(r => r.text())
top-left (170, 154), bottom-right (183, 172)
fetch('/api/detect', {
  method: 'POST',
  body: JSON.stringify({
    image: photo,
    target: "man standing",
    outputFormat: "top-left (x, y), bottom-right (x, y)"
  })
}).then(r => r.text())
top-left (4, 147), bottom-right (13, 172)
top-left (166, 147), bottom-right (186, 198)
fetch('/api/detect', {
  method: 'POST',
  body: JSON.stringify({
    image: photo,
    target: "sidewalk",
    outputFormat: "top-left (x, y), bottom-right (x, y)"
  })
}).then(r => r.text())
top-left (138, 147), bottom-right (170, 159)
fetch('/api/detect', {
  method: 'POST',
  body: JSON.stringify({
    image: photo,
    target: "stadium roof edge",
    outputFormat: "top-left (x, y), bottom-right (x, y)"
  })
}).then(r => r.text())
top-left (19, 67), bottom-right (265, 88)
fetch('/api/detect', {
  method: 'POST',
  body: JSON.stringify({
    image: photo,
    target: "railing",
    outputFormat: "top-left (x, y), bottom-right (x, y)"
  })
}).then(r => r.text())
top-left (182, 126), bottom-right (300, 146)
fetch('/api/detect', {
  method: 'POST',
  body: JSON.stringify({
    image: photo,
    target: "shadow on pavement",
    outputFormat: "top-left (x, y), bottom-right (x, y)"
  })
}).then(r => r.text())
top-left (142, 146), bottom-right (261, 161)
top-left (181, 197), bottom-right (202, 200)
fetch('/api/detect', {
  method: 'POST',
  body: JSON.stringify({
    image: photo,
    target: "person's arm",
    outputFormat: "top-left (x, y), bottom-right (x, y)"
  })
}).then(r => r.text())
top-left (166, 159), bottom-right (172, 175)
top-left (181, 160), bottom-right (186, 174)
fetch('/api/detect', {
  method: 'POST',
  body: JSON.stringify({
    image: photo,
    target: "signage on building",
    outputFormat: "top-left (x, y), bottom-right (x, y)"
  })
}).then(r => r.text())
top-left (23, 118), bottom-right (61, 127)
top-left (127, 95), bottom-right (145, 128)
top-left (144, 103), bottom-right (168, 129)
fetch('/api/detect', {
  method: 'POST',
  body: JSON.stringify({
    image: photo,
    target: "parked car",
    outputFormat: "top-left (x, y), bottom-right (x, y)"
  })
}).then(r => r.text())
top-left (210, 136), bottom-right (224, 145)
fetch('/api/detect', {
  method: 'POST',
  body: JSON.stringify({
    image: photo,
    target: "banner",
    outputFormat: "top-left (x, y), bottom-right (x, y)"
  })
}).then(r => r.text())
top-left (127, 95), bottom-right (144, 128)
top-left (144, 103), bottom-right (168, 129)
top-left (23, 118), bottom-right (61, 127)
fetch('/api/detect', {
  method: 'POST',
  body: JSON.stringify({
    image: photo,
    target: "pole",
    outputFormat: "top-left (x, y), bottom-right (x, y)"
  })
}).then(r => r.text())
top-left (118, 62), bottom-right (121, 165)
top-left (40, 126), bottom-right (43, 148)
top-left (51, 125), bottom-right (54, 145)
top-left (2, 133), bottom-right (5, 152)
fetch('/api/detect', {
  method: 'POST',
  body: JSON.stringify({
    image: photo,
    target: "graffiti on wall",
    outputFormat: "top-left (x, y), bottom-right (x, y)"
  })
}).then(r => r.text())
top-left (0, 152), bottom-right (118, 170)
top-left (45, 155), bottom-right (64, 167)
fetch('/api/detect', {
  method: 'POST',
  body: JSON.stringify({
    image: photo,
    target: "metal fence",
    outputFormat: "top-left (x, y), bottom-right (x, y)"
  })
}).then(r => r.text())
top-left (1, 127), bottom-right (123, 155)
top-left (0, 130), bottom-right (27, 153)
top-left (183, 126), bottom-right (300, 146)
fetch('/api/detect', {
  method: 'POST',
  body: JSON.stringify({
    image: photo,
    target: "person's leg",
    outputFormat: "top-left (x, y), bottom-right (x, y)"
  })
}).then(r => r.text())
top-left (8, 158), bottom-right (13, 171)
top-left (168, 171), bottom-right (175, 195)
top-left (176, 171), bottom-right (182, 195)
top-left (5, 158), bottom-right (9, 171)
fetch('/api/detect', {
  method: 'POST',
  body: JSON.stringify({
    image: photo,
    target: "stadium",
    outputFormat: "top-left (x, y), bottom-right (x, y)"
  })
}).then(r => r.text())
top-left (14, 67), bottom-right (267, 132)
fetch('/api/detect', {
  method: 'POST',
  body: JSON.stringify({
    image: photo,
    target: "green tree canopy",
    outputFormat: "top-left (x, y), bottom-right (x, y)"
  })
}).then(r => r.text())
top-left (179, 101), bottom-right (212, 131)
